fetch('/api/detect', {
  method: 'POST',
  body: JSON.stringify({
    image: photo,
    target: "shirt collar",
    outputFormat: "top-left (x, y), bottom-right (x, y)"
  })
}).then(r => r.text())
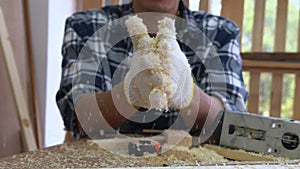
top-left (121, 0), bottom-right (194, 20)
top-left (119, 1), bottom-right (200, 41)
top-left (121, 1), bottom-right (134, 16)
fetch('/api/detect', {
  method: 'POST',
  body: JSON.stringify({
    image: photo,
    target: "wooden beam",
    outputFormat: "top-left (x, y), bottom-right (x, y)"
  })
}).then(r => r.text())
top-left (252, 0), bottom-right (265, 52)
top-left (241, 52), bottom-right (300, 61)
top-left (243, 60), bottom-right (300, 70)
top-left (0, 7), bottom-right (37, 151)
top-left (242, 52), bottom-right (300, 71)
top-left (243, 68), bottom-right (300, 74)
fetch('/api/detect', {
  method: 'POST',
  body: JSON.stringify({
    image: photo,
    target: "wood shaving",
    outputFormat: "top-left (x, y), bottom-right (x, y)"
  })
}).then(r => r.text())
top-left (0, 141), bottom-right (298, 168)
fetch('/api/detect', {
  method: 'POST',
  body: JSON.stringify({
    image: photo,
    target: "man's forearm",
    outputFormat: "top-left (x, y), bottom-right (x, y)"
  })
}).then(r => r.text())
top-left (75, 82), bottom-right (136, 133)
top-left (75, 82), bottom-right (224, 136)
top-left (181, 86), bottom-right (224, 132)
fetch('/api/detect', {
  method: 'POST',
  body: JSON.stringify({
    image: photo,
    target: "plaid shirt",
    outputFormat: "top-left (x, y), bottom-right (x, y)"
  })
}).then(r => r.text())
top-left (56, 1), bottom-right (248, 138)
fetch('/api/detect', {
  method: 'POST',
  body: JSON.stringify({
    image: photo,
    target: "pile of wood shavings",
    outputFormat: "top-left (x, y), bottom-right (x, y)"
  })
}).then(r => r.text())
top-left (161, 144), bottom-right (227, 165)
top-left (0, 141), bottom-right (227, 168)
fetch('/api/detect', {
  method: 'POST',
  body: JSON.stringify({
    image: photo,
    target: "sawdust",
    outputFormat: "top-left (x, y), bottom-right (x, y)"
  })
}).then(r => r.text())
top-left (162, 144), bottom-right (227, 164)
top-left (0, 141), bottom-right (226, 168)
top-left (0, 141), bottom-right (299, 168)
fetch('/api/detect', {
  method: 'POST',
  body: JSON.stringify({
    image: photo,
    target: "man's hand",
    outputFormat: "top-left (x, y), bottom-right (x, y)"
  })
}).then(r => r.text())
top-left (124, 15), bottom-right (194, 110)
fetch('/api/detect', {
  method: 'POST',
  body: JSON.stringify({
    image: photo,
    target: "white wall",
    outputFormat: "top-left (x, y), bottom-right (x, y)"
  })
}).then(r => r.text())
top-left (27, 0), bottom-right (48, 146)
top-left (46, 0), bottom-right (76, 147)
top-left (28, 0), bottom-right (76, 147)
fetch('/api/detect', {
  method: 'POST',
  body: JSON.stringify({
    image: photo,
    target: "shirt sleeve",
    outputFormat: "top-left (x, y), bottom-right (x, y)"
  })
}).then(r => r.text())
top-left (56, 15), bottom-right (105, 139)
top-left (200, 20), bottom-right (249, 112)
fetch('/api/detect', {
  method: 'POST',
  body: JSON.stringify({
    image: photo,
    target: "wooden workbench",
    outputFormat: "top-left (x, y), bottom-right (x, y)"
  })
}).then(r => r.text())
top-left (0, 140), bottom-right (299, 168)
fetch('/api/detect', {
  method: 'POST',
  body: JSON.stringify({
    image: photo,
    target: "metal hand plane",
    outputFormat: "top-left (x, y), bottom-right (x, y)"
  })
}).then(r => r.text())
top-left (219, 111), bottom-right (300, 159)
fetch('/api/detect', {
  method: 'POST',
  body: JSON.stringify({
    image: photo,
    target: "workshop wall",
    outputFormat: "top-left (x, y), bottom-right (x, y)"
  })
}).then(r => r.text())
top-left (0, 0), bottom-right (34, 158)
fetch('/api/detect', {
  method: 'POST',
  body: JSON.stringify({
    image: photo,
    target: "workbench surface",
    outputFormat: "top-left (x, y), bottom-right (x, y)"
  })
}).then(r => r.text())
top-left (0, 140), bottom-right (299, 168)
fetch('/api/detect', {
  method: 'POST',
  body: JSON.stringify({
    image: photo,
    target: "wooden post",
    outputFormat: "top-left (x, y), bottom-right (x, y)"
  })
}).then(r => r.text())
top-left (270, 74), bottom-right (283, 118)
top-left (199, 0), bottom-right (210, 12)
top-left (0, 7), bottom-right (37, 151)
top-left (247, 73), bottom-right (260, 114)
top-left (82, 0), bottom-right (105, 11)
top-left (23, 0), bottom-right (43, 149)
top-left (183, 0), bottom-right (189, 7)
top-left (110, 0), bottom-right (122, 5)
top-left (295, 5), bottom-right (300, 120)
top-left (274, 0), bottom-right (288, 52)
top-left (252, 0), bottom-right (265, 52)
top-left (246, 0), bottom-right (266, 115)
top-left (221, 0), bottom-right (244, 44)
top-left (270, 0), bottom-right (288, 118)
top-left (298, 5), bottom-right (300, 52)
top-left (294, 74), bottom-right (300, 120)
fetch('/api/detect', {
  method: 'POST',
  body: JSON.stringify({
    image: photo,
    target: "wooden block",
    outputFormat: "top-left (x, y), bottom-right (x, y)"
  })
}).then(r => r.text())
top-left (87, 135), bottom-right (165, 154)
top-left (163, 130), bottom-right (192, 147)
top-left (89, 137), bottom-right (131, 154)
top-left (204, 144), bottom-right (276, 161)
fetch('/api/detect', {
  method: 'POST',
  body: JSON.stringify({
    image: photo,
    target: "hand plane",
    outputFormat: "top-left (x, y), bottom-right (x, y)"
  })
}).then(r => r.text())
top-left (219, 111), bottom-right (300, 159)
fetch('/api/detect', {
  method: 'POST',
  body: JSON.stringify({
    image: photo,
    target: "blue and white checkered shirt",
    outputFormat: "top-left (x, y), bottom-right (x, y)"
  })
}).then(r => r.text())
top-left (56, 0), bottom-right (248, 138)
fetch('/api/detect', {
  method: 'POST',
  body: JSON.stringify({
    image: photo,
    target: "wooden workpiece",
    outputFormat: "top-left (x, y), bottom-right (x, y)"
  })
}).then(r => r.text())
top-left (163, 130), bottom-right (193, 147)
top-left (87, 129), bottom-right (192, 156)
top-left (204, 144), bottom-right (283, 162)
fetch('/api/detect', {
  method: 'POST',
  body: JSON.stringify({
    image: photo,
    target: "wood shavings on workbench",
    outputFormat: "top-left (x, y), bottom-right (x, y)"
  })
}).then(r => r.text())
top-left (0, 140), bottom-right (296, 168)
top-left (0, 141), bottom-right (224, 168)
top-left (161, 144), bottom-right (227, 164)
top-left (86, 141), bottom-right (228, 167)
